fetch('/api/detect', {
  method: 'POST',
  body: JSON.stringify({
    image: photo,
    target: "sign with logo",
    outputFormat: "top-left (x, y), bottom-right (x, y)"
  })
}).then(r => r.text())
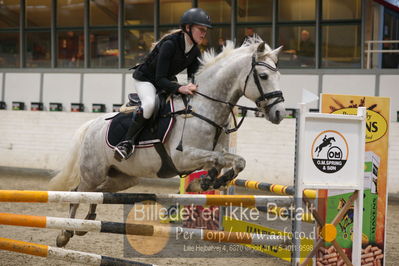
top-left (311, 130), bottom-right (348, 173)
top-left (300, 110), bottom-right (365, 190)
top-left (320, 94), bottom-right (390, 265)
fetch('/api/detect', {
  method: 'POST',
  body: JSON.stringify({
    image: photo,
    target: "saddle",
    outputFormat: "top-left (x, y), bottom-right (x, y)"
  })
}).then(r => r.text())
top-left (106, 93), bottom-right (190, 178)
top-left (106, 93), bottom-right (175, 148)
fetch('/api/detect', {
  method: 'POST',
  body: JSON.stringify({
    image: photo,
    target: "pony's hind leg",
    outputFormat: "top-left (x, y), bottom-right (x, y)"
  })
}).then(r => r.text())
top-left (72, 167), bottom-right (138, 235)
top-left (75, 204), bottom-right (97, 236)
top-left (56, 203), bottom-right (79, 247)
top-left (55, 169), bottom-right (104, 247)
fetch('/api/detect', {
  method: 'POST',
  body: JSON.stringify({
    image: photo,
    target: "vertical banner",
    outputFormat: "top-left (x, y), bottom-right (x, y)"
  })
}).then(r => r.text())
top-left (320, 94), bottom-right (389, 264)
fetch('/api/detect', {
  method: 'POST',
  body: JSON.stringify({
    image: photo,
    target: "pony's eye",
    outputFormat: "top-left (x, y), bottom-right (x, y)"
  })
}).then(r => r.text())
top-left (259, 73), bottom-right (268, 80)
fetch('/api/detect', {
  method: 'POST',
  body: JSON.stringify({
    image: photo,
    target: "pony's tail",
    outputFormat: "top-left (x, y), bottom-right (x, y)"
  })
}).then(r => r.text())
top-left (48, 119), bottom-right (94, 191)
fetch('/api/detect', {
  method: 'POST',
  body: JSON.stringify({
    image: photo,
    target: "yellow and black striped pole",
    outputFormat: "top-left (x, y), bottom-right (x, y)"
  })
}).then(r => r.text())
top-left (230, 179), bottom-right (317, 199)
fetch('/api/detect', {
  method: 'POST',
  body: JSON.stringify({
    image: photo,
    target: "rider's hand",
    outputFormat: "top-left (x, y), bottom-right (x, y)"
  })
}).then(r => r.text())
top-left (178, 83), bottom-right (197, 95)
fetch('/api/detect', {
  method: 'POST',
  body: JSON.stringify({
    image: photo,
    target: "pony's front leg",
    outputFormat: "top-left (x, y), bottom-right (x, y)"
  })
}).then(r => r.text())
top-left (199, 167), bottom-right (219, 191)
top-left (181, 147), bottom-right (245, 192)
top-left (181, 146), bottom-right (225, 192)
top-left (222, 151), bottom-right (246, 176)
top-left (212, 151), bottom-right (246, 190)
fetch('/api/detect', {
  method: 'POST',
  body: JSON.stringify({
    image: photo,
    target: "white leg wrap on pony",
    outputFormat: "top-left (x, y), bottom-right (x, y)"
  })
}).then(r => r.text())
top-left (133, 79), bottom-right (157, 119)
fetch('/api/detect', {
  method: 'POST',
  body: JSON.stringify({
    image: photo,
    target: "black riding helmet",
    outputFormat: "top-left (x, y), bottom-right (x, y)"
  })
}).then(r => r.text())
top-left (180, 8), bottom-right (212, 45)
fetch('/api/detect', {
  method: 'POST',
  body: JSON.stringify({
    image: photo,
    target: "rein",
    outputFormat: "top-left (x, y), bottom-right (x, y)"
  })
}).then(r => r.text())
top-left (194, 91), bottom-right (258, 133)
top-left (168, 91), bottom-right (257, 135)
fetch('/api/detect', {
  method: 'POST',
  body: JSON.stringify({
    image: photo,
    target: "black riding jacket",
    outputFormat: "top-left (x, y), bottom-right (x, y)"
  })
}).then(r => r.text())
top-left (133, 31), bottom-right (201, 95)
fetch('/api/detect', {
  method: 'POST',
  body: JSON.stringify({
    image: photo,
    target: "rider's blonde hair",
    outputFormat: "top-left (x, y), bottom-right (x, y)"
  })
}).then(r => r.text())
top-left (150, 29), bottom-right (182, 51)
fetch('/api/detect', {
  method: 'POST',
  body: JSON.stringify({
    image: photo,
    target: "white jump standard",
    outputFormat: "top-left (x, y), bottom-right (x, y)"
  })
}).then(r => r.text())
top-left (293, 104), bottom-right (366, 266)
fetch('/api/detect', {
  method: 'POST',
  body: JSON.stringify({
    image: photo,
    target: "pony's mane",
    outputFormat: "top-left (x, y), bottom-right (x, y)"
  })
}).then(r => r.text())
top-left (197, 40), bottom-right (235, 73)
top-left (197, 36), bottom-right (271, 74)
top-left (241, 34), bottom-right (264, 47)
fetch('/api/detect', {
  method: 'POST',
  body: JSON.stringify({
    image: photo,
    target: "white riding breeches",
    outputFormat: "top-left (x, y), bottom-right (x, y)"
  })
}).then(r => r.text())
top-left (133, 79), bottom-right (156, 119)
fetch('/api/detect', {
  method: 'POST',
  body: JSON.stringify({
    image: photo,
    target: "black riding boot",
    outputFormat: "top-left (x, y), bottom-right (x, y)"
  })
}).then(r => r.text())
top-left (114, 109), bottom-right (147, 159)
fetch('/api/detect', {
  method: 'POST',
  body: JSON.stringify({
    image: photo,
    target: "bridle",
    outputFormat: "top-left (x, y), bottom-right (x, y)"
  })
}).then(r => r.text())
top-left (168, 54), bottom-right (285, 150)
top-left (242, 55), bottom-right (285, 114)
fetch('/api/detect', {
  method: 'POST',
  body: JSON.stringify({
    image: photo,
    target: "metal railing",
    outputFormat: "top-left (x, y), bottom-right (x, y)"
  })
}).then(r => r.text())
top-left (365, 40), bottom-right (399, 69)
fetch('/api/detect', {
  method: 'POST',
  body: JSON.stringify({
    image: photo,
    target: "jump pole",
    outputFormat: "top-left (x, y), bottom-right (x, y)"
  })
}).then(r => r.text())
top-left (0, 237), bottom-right (154, 266)
top-left (0, 190), bottom-right (293, 207)
top-left (0, 212), bottom-right (288, 246)
top-left (230, 179), bottom-right (317, 199)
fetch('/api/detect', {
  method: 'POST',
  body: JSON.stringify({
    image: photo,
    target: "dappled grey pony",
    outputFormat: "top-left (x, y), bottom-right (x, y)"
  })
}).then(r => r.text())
top-left (49, 39), bottom-right (286, 247)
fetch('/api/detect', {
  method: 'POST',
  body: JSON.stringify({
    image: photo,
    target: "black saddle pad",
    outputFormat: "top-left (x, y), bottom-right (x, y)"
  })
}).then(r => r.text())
top-left (106, 99), bottom-right (175, 148)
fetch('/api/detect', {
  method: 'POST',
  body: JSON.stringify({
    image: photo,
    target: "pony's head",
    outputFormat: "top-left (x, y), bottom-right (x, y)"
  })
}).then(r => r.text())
top-left (197, 37), bottom-right (286, 124)
top-left (239, 39), bottom-right (286, 124)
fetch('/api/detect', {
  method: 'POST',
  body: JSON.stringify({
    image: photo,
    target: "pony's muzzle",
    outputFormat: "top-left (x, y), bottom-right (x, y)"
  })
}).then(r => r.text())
top-left (268, 104), bottom-right (286, 124)
top-left (276, 110), bottom-right (281, 120)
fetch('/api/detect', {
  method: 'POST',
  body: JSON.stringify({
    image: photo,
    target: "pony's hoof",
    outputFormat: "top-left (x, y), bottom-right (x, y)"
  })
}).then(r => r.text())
top-left (75, 230), bottom-right (88, 236)
top-left (85, 213), bottom-right (97, 220)
top-left (186, 179), bottom-right (202, 192)
top-left (56, 231), bottom-right (73, 247)
top-left (214, 185), bottom-right (226, 191)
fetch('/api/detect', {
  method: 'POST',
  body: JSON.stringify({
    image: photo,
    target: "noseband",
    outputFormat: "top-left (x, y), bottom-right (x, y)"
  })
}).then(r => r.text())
top-left (243, 55), bottom-right (285, 113)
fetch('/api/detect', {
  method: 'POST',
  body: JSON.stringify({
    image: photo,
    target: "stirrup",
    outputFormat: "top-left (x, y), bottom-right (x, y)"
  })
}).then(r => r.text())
top-left (114, 146), bottom-right (135, 160)
top-left (114, 141), bottom-right (135, 160)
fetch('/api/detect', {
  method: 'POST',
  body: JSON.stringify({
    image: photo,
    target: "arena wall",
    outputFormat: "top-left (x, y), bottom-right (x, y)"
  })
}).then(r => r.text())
top-left (1, 71), bottom-right (399, 121)
top-left (0, 111), bottom-right (397, 194)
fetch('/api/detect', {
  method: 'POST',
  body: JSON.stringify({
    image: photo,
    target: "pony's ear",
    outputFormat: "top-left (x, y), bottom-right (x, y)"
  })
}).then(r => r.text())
top-left (257, 42), bottom-right (266, 53)
top-left (272, 45), bottom-right (283, 55)
top-left (255, 42), bottom-right (267, 61)
top-left (268, 45), bottom-right (283, 62)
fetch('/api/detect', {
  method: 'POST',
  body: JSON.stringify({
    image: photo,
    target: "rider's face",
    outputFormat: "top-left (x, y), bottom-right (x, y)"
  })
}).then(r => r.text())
top-left (191, 25), bottom-right (208, 44)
